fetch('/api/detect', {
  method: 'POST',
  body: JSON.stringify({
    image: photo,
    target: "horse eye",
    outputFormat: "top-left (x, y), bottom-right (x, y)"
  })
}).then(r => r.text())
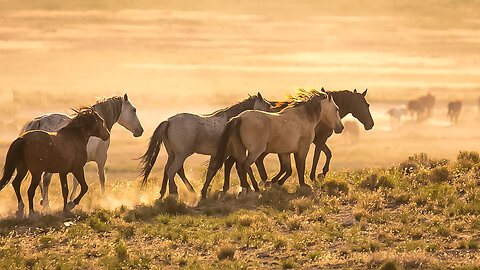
top-left (133, 108), bottom-right (137, 112)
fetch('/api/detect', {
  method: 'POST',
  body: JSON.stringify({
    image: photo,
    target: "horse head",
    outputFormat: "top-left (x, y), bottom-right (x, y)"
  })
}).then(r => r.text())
top-left (350, 89), bottom-right (374, 130)
top-left (253, 92), bottom-right (273, 112)
top-left (117, 94), bottom-right (144, 137)
top-left (321, 93), bottom-right (344, 134)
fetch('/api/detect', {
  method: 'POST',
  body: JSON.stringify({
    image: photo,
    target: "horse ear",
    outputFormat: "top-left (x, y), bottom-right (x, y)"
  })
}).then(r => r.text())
top-left (257, 92), bottom-right (263, 100)
top-left (354, 89), bottom-right (357, 93)
top-left (124, 93), bottom-right (128, 101)
top-left (321, 87), bottom-right (326, 93)
top-left (362, 89), bottom-right (367, 96)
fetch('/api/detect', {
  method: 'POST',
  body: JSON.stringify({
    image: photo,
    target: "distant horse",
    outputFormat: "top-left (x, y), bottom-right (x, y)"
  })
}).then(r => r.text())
top-left (0, 108), bottom-right (110, 217)
top-left (22, 94), bottom-right (143, 209)
top-left (342, 120), bottom-right (360, 144)
top-left (387, 105), bottom-right (406, 127)
top-left (201, 89), bottom-right (374, 197)
top-left (140, 93), bottom-right (272, 198)
top-left (408, 93), bottom-right (435, 121)
top-left (210, 89), bottom-right (344, 194)
top-left (447, 100), bottom-right (462, 124)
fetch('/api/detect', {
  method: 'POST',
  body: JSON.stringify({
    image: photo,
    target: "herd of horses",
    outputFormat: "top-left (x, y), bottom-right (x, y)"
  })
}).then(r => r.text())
top-left (0, 89), bottom-right (375, 217)
top-left (388, 93), bottom-right (478, 126)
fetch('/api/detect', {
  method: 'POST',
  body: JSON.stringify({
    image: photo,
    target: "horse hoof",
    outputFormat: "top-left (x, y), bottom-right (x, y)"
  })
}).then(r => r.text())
top-left (28, 211), bottom-right (40, 219)
top-left (15, 210), bottom-right (24, 219)
top-left (300, 183), bottom-right (312, 190)
top-left (64, 202), bottom-right (76, 212)
top-left (317, 174), bottom-right (326, 180)
top-left (264, 181), bottom-right (272, 187)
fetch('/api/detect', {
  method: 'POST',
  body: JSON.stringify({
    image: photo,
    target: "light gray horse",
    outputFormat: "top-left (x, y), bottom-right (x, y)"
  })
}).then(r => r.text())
top-left (140, 93), bottom-right (272, 197)
top-left (22, 94), bottom-right (143, 209)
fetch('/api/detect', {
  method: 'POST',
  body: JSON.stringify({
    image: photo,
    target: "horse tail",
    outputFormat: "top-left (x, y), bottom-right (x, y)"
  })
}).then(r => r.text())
top-left (211, 117), bottom-right (241, 170)
top-left (139, 121), bottom-right (169, 185)
top-left (0, 138), bottom-right (24, 191)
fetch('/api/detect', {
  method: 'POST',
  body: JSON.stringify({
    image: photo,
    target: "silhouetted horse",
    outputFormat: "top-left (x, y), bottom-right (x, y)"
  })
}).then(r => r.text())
top-left (0, 108), bottom-right (110, 217)
top-left (140, 93), bottom-right (272, 198)
top-left (209, 89), bottom-right (344, 195)
top-left (447, 100), bottom-right (462, 124)
top-left (408, 93), bottom-right (435, 121)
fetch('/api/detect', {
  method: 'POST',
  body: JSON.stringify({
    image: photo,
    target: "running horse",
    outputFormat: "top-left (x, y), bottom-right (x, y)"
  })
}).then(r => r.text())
top-left (209, 89), bottom-right (344, 195)
top-left (140, 93), bottom-right (272, 198)
top-left (22, 94), bottom-right (143, 209)
top-left (205, 89), bottom-right (373, 195)
top-left (0, 108), bottom-right (110, 217)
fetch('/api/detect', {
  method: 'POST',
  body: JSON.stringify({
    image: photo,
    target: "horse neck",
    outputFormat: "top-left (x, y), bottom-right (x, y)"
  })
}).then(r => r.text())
top-left (57, 127), bottom-right (90, 146)
top-left (92, 98), bottom-right (123, 131)
top-left (281, 102), bottom-right (322, 126)
top-left (330, 91), bottom-right (351, 118)
top-left (214, 98), bottom-right (254, 120)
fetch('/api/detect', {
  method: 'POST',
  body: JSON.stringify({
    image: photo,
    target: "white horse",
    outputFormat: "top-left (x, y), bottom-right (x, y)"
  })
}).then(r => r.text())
top-left (387, 105), bottom-right (406, 128)
top-left (22, 94), bottom-right (143, 209)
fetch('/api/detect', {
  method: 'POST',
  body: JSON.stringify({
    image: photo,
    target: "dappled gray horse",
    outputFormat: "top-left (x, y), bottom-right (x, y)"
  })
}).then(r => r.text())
top-left (22, 94), bottom-right (143, 209)
top-left (140, 93), bottom-right (272, 198)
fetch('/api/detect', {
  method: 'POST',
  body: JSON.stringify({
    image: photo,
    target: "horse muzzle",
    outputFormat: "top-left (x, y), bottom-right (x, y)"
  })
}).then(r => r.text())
top-left (364, 121), bottom-right (374, 131)
top-left (334, 124), bottom-right (344, 134)
top-left (133, 127), bottom-right (144, 137)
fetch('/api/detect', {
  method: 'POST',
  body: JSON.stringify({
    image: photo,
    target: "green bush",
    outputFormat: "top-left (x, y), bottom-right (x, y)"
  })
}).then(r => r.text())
top-left (217, 244), bottom-right (236, 260)
top-left (429, 166), bottom-right (451, 183)
top-left (323, 178), bottom-right (349, 195)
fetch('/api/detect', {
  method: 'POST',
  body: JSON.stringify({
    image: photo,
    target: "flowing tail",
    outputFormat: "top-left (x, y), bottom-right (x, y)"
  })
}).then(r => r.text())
top-left (139, 121), bottom-right (169, 185)
top-left (210, 117), bottom-right (241, 170)
top-left (0, 138), bottom-right (24, 191)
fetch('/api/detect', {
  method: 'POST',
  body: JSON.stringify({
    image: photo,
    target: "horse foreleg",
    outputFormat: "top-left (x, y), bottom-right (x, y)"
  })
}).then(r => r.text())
top-left (12, 165), bottom-right (27, 217)
top-left (247, 166), bottom-right (259, 192)
top-left (69, 175), bottom-right (79, 202)
top-left (254, 153), bottom-right (268, 182)
top-left (40, 172), bottom-right (53, 210)
top-left (28, 172), bottom-right (42, 216)
top-left (320, 145), bottom-right (332, 178)
top-left (277, 154), bottom-right (293, 185)
top-left (97, 160), bottom-right (107, 194)
top-left (59, 173), bottom-right (69, 212)
top-left (70, 169), bottom-right (88, 209)
top-left (310, 144), bottom-right (322, 181)
top-left (293, 150), bottom-right (309, 188)
top-left (178, 165), bottom-right (195, 193)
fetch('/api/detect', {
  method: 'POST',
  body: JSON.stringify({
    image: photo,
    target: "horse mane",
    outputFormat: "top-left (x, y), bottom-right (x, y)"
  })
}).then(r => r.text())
top-left (204, 95), bottom-right (257, 117)
top-left (91, 96), bottom-right (123, 131)
top-left (61, 107), bottom-right (97, 132)
top-left (273, 89), bottom-right (328, 121)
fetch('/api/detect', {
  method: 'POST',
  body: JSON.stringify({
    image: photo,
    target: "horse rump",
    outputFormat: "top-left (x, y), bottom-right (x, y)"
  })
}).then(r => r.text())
top-left (0, 137), bottom-right (24, 190)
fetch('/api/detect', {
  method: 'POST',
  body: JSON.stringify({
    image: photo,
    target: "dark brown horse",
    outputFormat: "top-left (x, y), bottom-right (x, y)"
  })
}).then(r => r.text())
top-left (248, 89), bottom-right (374, 186)
top-left (447, 100), bottom-right (462, 124)
top-left (408, 93), bottom-right (435, 121)
top-left (0, 108), bottom-right (110, 217)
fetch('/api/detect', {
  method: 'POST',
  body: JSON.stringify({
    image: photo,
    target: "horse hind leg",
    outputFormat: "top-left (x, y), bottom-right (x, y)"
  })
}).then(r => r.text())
top-left (97, 160), bottom-right (107, 195)
top-left (69, 175), bottom-right (79, 202)
top-left (27, 172), bottom-right (42, 217)
top-left (160, 154), bottom-right (175, 198)
top-left (69, 169), bottom-right (88, 209)
top-left (12, 165), bottom-right (28, 218)
top-left (166, 153), bottom-right (189, 198)
top-left (40, 172), bottom-right (53, 210)
top-left (178, 165), bottom-right (195, 193)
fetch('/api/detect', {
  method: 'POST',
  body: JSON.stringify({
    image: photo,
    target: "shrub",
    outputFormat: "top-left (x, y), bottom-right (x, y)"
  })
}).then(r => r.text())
top-left (281, 260), bottom-right (295, 269)
top-left (429, 166), bottom-right (451, 183)
top-left (285, 216), bottom-right (302, 231)
top-left (259, 187), bottom-right (289, 211)
top-left (217, 244), bottom-right (235, 260)
top-left (290, 197), bottom-right (313, 213)
top-left (360, 174), bottom-right (395, 190)
top-left (115, 240), bottom-right (129, 262)
top-left (39, 236), bottom-right (56, 249)
top-left (323, 178), bottom-right (349, 195)
top-left (457, 151), bottom-right (480, 172)
top-left (380, 260), bottom-right (403, 270)
top-left (237, 215), bottom-right (253, 227)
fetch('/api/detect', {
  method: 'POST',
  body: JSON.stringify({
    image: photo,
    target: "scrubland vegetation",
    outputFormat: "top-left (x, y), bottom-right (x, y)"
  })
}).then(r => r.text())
top-left (1, 151), bottom-right (480, 269)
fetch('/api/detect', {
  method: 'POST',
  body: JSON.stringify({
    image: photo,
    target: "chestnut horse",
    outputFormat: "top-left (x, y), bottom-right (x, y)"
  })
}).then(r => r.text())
top-left (0, 108), bottom-right (110, 217)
